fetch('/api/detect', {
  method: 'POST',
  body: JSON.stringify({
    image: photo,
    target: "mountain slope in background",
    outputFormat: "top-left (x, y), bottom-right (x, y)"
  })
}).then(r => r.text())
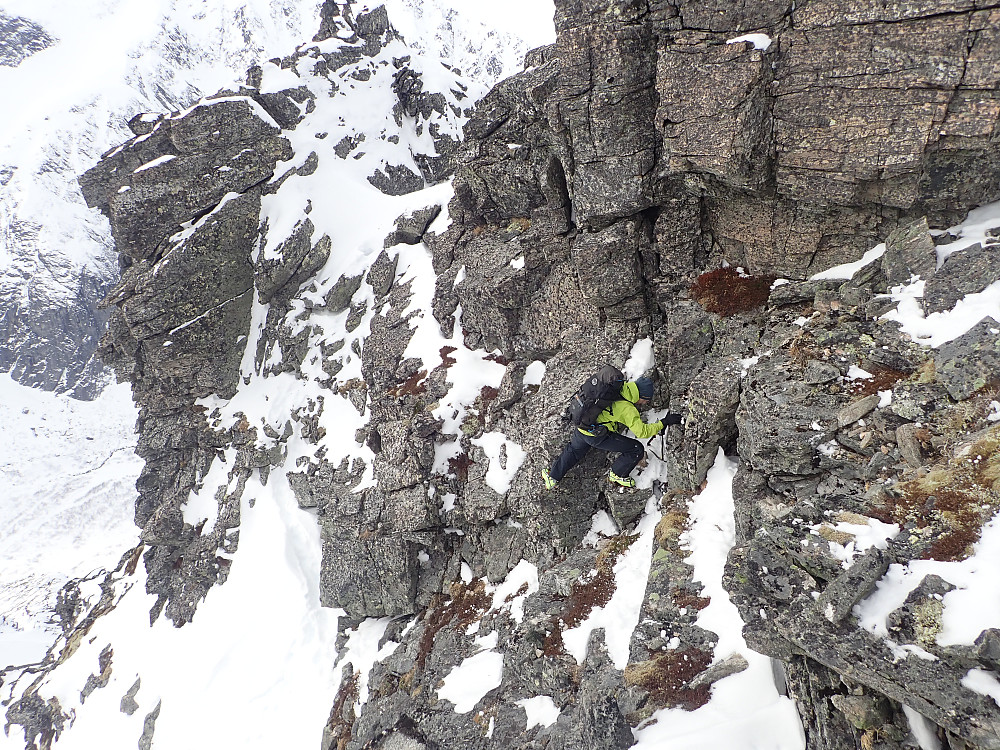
top-left (0, 375), bottom-right (140, 667)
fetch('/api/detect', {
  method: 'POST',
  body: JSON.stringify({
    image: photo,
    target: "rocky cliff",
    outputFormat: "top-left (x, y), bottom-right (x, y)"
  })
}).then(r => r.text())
top-left (0, 0), bottom-right (322, 400)
top-left (6, 1), bottom-right (1000, 749)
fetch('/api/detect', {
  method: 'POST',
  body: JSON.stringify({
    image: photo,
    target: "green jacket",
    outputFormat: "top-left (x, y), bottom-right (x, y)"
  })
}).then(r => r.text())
top-left (579, 381), bottom-right (663, 439)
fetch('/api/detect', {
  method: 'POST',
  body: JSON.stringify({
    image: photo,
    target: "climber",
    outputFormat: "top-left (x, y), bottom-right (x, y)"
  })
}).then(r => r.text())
top-left (542, 376), bottom-right (682, 490)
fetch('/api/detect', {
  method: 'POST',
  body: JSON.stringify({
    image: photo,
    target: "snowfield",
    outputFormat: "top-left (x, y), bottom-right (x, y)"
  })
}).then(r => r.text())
top-left (0, 375), bottom-right (140, 667)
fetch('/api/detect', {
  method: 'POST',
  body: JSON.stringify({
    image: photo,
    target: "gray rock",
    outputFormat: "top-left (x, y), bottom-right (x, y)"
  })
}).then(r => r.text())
top-left (738, 353), bottom-right (840, 477)
top-left (882, 217), bottom-right (938, 287)
top-left (804, 360), bottom-right (842, 385)
top-left (377, 734), bottom-right (426, 750)
top-left (139, 701), bottom-right (161, 750)
top-left (974, 629), bottom-right (1000, 672)
top-left (319, 530), bottom-right (419, 622)
top-left (256, 220), bottom-right (332, 303)
top-left (688, 653), bottom-right (749, 689)
top-left (384, 206), bottom-right (442, 247)
top-left (895, 423), bottom-right (923, 467)
top-left (887, 574), bottom-right (954, 649)
top-left (80, 98), bottom-right (291, 261)
top-left (323, 273), bottom-right (364, 313)
top-left (837, 394), bottom-right (881, 428)
top-left (830, 693), bottom-right (891, 731)
top-left (923, 242), bottom-right (1000, 314)
top-left (120, 678), bottom-right (141, 716)
top-left (772, 603), bottom-right (1000, 749)
top-left (887, 383), bottom-right (946, 422)
top-left (606, 487), bottom-right (651, 530)
top-left (368, 164), bottom-right (426, 196)
top-left (815, 546), bottom-right (891, 624)
top-left (677, 357), bottom-right (743, 488)
top-left (934, 318), bottom-right (1000, 401)
top-left (367, 250), bottom-right (399, 300)
top-left (768, 280), bottom-right (844, 306)
top-left (571, 220), bottom-right (645, 310)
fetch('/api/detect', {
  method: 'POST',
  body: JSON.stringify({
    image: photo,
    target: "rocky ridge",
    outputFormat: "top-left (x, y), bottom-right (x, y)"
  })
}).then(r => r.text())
top-left (5, 1), bottom-right (1000, 749)
top-left (0, 0), bottom-right (321, 400)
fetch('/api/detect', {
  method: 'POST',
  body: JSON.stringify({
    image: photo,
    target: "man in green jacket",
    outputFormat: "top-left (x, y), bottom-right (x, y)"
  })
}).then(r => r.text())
top-left (542, 377), bottom-right (682, 489)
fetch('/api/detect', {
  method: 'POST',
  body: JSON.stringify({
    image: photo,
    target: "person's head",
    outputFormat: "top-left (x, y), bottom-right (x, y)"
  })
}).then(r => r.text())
top-left (635, 376), bottom-right (654, 404)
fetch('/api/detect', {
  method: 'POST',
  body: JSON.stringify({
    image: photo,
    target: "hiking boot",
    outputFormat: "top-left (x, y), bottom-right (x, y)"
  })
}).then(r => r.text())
top-left (542, 468), bottom-right (557, 490)
top-left (608, 471), bottom-right (635, 489)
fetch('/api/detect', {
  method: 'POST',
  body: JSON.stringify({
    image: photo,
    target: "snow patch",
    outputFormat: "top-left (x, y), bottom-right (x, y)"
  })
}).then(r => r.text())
top-left (726, 33), bottom-right (772, 51)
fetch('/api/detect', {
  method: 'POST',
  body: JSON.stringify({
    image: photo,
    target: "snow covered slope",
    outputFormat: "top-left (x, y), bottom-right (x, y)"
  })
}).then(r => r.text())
top-left (0, 2), bottom-right (500, 744)
top-left (0, 375), bottom-right (140, 668)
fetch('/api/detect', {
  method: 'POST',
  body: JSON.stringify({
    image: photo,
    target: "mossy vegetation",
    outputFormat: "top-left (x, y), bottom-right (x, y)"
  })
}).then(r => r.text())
top-left (542, 534), bottom-right (639, 656)
top-left (417, 581), bottom-right (492, 670)
top-left (624, 647), bottom-right (713, 711)
top-left (871, 423), bottom-right (1000, 561)
top-left (689, 267), bottom-right (776, 317)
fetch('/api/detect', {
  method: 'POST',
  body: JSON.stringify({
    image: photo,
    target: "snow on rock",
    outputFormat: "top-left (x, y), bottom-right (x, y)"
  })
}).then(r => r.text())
top-left (489, 559), bottom-right (539, 624)
top-left (632, 451), bottom-right (804, 749)
top-left (437, 646), bottom-right (505, 713)
top-left (563, 497), bottom-right (660, 670)
top-left (1, 466), bottom-right (341, 750)
top-left (516, 695), bottom-right (561, 729)
top-left (471, 431), bottom-right (526, 494)
top-left (726, 33), bottom-right (772, 51)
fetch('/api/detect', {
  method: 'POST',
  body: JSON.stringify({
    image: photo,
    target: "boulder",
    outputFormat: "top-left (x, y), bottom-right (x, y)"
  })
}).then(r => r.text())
top-left (935, 319), bottom-right (1000, 401)
top-left (923, 242), bottom-right (1000, 314)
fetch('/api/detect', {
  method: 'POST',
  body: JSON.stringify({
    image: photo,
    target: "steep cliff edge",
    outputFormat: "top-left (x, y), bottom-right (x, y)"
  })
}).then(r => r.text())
top-left (5, 1), bottom-right (1000, 749)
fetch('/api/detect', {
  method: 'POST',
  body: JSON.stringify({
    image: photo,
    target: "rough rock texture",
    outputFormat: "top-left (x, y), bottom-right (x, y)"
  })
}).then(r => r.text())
top-left (10, 1), bottom-right (1000, 749)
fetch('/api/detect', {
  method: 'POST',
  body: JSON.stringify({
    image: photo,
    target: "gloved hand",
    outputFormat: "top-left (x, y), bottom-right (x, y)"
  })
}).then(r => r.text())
top-left (661, 413), bottom-right (683, 426)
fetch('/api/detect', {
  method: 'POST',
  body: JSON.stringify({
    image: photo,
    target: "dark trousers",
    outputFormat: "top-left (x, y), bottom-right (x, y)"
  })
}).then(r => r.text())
top-left (549, 429), bottom-right (644, 482)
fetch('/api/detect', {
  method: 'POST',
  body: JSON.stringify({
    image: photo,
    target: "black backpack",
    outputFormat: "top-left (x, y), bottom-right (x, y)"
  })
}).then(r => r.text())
top-left (568, 365), bottom-right (625, 430)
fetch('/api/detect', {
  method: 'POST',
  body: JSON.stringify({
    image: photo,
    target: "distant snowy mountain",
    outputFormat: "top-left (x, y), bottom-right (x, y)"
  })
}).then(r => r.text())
top-left (384, 0), bottom-right (530, 87)
top-left (0, 375), bottom-right (140, 667)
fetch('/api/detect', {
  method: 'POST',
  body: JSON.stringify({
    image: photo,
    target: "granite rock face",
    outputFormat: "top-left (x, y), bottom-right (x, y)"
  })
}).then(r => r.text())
top-left (9, 1), bottom-right (1000, 749)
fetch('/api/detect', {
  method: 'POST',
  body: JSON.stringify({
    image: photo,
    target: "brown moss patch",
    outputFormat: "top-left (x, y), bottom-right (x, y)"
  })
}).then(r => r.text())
top-left (690, 267), bottom-right (776, 317)
top-left (654, 509), bottom-right (688, 551)
top-left (416, 581), bottom-right (492, 669)
top-left (543, 534), bottom-right (639, 656)
top-left (448, 452), bottom-right (474, 481)
top-left (478, 385), bottom-right (500, 414)
top-left (388, 370), bottom-right (427, 398)
top-left (624, 647), bottom-right (714, 711)
top-left (846, 366), bottom-right (910, 398)
top-left (672, 591), bottom-right (711, 612)
top-left (506, 217), bottom-right (532, 234)
top-left (869, 425), bottom-right (1000, 561)
top-left (439, 346), bottom-right (457, 369)
top-left (337, 377), bottom-right (367, 396)
top-left (326, 671), bottom-right (359, 750)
